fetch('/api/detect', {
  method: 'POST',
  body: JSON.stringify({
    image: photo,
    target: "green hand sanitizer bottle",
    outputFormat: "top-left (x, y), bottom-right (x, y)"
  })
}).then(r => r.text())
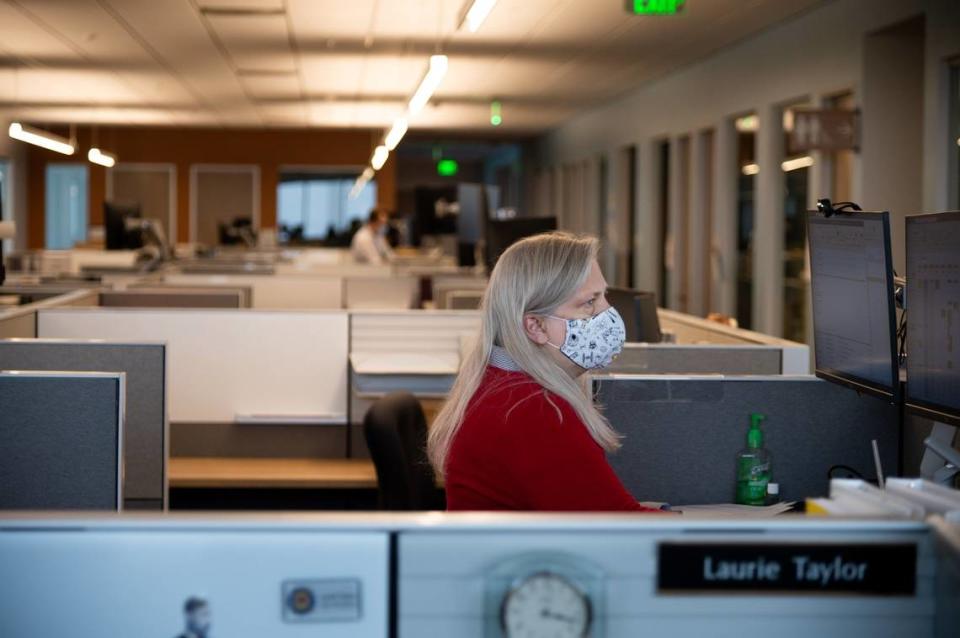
top-left (736, 413), bottom-right (771, 506)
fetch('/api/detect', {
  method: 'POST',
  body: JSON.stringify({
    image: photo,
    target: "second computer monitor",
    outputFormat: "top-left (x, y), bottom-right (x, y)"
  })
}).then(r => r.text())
top-left (606, 287), bottom-right (662, 343)
top-left (483, 216), bottom-right (557, 272)
top-left (905, 211), bottom-right (960, 426)
top-left (806, 210), bottom-right (899, 402)
top-left (104, 200), bottom-right (143, 250)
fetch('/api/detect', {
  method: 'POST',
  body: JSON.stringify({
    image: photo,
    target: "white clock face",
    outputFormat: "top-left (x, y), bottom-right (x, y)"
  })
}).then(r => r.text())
top-left (501, 571), bottom-right (591, 638)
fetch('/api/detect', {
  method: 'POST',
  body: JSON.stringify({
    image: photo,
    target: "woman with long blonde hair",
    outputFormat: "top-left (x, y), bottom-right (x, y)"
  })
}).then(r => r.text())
top-left (428, 232), bottom-right (658, 511)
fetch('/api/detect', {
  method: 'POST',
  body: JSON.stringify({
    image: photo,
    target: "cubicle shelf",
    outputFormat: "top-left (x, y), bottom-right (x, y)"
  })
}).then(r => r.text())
top-left (168, 457), bottom-right (377, 489)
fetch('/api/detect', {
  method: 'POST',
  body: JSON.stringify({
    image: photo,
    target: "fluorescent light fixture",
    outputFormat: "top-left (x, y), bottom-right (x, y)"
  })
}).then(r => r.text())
top-left (349, 179), bottom-right (367, 199)
top-left (350, 167), bottom-right (376, 199)
top-left (408, 55), bottom-right (448, 115)
top-left (463, 0), bottom-right (498, 33)
top-left (781, 156), bottom-right (814, 172)
top-left (735, 115), bottom-right (758, 133)
top-left (384, 117), bottom-right (408, 151)
top-left (371, 145), bottom-right (389, 171)
top-left (741, 163), bottom-right (759, 176)
top-left (87, 147), bottom-right (117, 168)
top-left (8, 122), bottom-right (74, 155)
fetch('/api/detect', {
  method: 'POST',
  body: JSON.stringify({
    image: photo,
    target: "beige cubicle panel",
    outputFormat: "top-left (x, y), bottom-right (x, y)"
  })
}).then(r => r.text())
top-left (163, 272), bottom-right (343, 309)
top-left (658, 308), bottom-right (810, 373)
top-left (608, 343), bottom-right (787, 375)
top-left (38, 308), bottom-right (351, 459)
top-left (344, 276), bottom-right (419, 310)
top-left (0, 289), bottom-right (100, 338)
top-left (38, 308), bottom-right (349, 424)
top-left (0, 311), bottom-right (34, 338)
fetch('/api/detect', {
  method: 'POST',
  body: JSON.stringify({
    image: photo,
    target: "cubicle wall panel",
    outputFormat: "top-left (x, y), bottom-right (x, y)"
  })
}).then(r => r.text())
top-left (399, 525), bottom-right (934, 638)
top-left (0, 374), bottom-right (122, 509)
top-left (0, 528), bottom-right (388, 637)
top-left (0, 341), bottom-right (166, 506)
top-left (344, 276), bottom-right (419, 310)
top-left (607, 344), bottom-right (782, 375)
top-left (101, 290), bottom-right (244, 308)
top-left (37, 309), bottom-right (349, 424)
top-left (0, 311), bottom-right (35, 338)
top-left (597, 376), bottom-right (899, 504)
top-left (164, 273), bottom-right (343, 309)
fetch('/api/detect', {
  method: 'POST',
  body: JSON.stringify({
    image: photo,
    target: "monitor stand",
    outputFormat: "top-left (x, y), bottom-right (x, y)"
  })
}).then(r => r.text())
top-left (921, 421), bottom-right (960, 486)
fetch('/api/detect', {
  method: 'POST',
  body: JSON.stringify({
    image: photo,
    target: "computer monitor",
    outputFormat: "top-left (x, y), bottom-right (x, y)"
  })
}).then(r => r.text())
top-left (606, 287), bottom-right (662, 343)
top-left (483, 216), bottom-right (557, 272)
top-left (104, 200), bottom-right (143, 250)
top-left (905, 211), bottom-right (960, 426)
top-left (806, 210), bottom-right (899, 402)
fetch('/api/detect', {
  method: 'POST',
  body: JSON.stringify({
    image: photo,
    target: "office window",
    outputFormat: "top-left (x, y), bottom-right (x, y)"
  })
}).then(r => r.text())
top-left (734, 115), bottom-right (756, 330)
top-left (782, 105), bottom-right (812, 344)
top-left (277, 172), bottom-right (376, 241)
top-left (45, 164), bottom-right (88, 250)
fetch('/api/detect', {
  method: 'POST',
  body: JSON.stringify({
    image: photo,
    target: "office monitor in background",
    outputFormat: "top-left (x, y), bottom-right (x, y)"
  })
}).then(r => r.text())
top-left (483, 216), bottom-right (557, 272)
top-left (906, 211), bottom-right (960, 427)
top-left (606, 287), bottom-right (662, 343)
top-left (806, 210), bottom-right (900, 402)
top-left (104, 200), bottom-right (144, 250)
top-left (906, 212), bottom-right (960, 487)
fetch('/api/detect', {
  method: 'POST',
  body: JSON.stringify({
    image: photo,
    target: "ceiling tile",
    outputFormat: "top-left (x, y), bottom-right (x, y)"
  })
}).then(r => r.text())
top-left (206, 13), bottom-right (297, 72)
top-left (300, 53), bottom-right (366, 95)
top-left (241, 73), bottom-right (301, 98)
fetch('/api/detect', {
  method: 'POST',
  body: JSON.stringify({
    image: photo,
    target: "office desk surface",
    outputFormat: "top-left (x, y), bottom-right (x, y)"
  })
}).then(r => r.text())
top-left (168, 457), bottom-right (377, 489)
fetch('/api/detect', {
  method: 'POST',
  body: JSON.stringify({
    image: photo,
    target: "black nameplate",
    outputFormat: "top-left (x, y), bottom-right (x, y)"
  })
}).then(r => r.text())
top-left (658, 543), bottom-right (916, 595)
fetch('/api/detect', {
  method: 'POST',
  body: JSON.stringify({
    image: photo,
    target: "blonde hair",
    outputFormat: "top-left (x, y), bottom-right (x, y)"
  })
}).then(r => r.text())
top-left (427, 231), bottom-right (621, 476)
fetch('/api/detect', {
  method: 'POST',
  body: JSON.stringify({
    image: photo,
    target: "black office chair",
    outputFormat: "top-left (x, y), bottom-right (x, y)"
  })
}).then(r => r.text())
top-left (362, 392), bottom-right (444, 510)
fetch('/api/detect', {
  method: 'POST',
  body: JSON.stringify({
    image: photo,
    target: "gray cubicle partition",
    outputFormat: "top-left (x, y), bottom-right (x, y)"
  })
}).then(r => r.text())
top-left (100, 288), bottom-right (245, 309)
top-left (607, 344), bottom-right (784, 375)
top-left (0, 371), bottom-right (125, 510)
top-left (596, 375), bottom-right (899, 505)
top-left (0, 340), bottom-right (167, 509)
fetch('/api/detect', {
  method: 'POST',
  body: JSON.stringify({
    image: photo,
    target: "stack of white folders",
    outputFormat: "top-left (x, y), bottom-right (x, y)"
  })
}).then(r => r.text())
top-left (807, 478), bottom-right (960, 519)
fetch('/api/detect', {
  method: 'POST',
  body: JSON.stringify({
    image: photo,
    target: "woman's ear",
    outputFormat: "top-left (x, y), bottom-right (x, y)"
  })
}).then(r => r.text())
top-left (523, 314), bottom-right (550, 345)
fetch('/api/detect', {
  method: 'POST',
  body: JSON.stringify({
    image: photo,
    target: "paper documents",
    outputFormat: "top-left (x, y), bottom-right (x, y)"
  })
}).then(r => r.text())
top-left (674, 502), bottom-right (795, 518)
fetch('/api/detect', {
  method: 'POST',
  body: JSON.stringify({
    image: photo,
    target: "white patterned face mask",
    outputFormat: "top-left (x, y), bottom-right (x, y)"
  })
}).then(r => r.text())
top-left (545, 306), bottom-right (627, 369)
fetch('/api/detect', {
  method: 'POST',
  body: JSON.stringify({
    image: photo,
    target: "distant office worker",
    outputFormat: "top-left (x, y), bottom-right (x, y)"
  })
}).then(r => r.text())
top-left (429, 232), bottom-right (659, 512)
top-left (350, 209), bottom-right (394, 264)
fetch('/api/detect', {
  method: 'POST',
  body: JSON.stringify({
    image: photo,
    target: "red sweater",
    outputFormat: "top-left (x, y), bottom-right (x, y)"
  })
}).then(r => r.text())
top-left (445, 366), bottom-right (658, 512)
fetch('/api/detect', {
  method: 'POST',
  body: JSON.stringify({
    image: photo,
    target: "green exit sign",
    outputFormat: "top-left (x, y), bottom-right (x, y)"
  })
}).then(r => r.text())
top-left (629, 0), bottom-right (684, 15)
top-left (437, 159), bottom-right (459, 177)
